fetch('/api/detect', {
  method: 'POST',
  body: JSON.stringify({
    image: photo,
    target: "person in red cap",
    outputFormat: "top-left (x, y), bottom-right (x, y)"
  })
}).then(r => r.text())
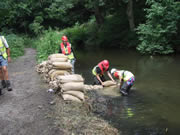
top-left (111, 68), bottom-right (135, 96)
top-left (59, 36), bottom-right (76, 73)
top-left (92, 60), bottom-right (115, 86)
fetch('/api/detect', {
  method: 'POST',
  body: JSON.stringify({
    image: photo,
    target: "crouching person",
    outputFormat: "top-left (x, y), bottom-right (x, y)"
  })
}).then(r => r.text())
top-left (92, 60), bottom-right (115, 86)
top-left (111, 68), bottom-right (135, 96)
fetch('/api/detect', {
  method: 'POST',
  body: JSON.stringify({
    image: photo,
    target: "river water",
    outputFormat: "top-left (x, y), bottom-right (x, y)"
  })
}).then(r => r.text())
top-left (75, 49), bottom-right (180, 135)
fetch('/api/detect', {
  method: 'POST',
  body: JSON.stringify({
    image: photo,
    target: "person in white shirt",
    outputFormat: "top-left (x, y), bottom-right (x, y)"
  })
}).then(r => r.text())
top-left (111, 68), bottom-right (135, 96)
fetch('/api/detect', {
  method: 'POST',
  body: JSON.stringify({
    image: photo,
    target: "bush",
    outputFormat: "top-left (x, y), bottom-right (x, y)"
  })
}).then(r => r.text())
top-left (35, 29), bottom-right (63, 63)
top-left (63, 14), bottom-right (138, 50)
top-left (136, 0), bottom-right (179, 55)
top-left (5, 34), bottom-right (25, 58)
top-left (64, 23), bottom-right (89, 49)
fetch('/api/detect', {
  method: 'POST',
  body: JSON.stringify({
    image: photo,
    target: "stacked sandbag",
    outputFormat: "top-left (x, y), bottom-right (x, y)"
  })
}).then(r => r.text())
top-left (47, 54), bottom-right (72, 82)
top-left (35, 61), bottom-right (51, 82)
top-left (103, 80), bottom-right (117, 87)
top-left (36, 61), bottom-right (48, 74)
top-left (84, 85), bottom-right (103, 91)
top-left (56, 74), bottom-right (85, 102)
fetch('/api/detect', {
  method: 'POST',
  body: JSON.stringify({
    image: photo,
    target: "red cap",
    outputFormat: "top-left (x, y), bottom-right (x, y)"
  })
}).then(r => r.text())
top-left (62, 36), bottom-right (68, 41)
top-left (102, 60), bottom-right (109, 69)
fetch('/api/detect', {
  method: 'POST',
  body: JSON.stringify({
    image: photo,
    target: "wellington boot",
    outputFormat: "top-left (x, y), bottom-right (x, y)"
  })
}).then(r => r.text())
top-left (120, 90), bottom-right (128, 96)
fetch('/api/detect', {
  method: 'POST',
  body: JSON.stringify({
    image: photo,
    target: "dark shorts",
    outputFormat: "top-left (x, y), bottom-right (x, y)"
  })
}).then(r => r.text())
top-left (0, 56), bottom-right (8, 67)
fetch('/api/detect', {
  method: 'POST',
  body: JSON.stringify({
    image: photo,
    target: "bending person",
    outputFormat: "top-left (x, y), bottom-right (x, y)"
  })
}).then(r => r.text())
top-left (111, 68), bottom-right (135, 96)
top-left (92, 60), bottom-right (115, 86)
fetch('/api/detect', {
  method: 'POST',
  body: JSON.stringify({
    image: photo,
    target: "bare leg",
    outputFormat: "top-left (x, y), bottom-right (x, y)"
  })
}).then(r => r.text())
top-left (2, 66), bottom-right (9, 80)
top-left (2, 66), bottom-right (12, 91)
top-left (0, 67), bottom-right (5, 80)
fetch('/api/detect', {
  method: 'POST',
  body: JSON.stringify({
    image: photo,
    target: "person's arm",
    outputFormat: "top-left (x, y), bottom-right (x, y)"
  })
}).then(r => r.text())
top-left (95, 67), bottom-right (104, 86)
top-left (6, 48), bottom-right (11, 62)
top-left (107, 71), bottom-right (115, 82)
top-left (70, 44), bottom-right (76, 59)
top-left (119, 75), bottom-right (123, 89)
top-left (96, 74), bottom-right (104, 86)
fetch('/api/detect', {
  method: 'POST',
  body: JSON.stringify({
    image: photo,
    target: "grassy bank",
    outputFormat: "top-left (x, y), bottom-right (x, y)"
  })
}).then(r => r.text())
top-left (5, 34), bottom-right (28, 59)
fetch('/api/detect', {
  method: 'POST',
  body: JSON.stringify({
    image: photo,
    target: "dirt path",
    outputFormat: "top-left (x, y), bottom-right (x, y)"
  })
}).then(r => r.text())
top-left (0, 48), bottom-right (63, 135)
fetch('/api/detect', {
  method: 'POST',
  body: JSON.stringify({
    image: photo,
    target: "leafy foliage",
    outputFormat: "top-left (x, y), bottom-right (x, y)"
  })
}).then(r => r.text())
top-left (34, 29), bottom-right (63, 63)
top-left (63, 14), bottom-right (138, 49)
top-left (5, 34), bottom-right (25, 58)
top-left (136, 0), bottom-right (180, 55)
top-left (0, 0), bottom-right (179, 55)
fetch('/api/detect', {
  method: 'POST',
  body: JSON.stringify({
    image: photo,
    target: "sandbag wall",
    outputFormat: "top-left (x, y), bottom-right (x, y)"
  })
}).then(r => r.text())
top-left (36, 53), bottom-right (73, 88)
top-left (36, 54), bottom-right (86, 102)
top-left (56, 74), bottom-right (85, 102)
top-left (36, 61), bottom-right (48, 74)
top-left (46, 54), bottom-right (72, 82)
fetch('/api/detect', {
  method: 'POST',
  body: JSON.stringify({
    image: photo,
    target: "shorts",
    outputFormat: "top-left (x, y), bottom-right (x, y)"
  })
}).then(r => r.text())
top-left (0, 55), bottom-right (8, 67)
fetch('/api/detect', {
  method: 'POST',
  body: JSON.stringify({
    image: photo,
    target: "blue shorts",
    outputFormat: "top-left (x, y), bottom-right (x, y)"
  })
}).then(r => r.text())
top-left (0, 55), bottom-right (8, 67)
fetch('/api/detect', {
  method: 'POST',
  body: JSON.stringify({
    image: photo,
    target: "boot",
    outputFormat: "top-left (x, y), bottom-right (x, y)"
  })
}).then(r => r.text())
top-left (6, 80), bottom-right (12, 91)
top-left (120, 90), bottom-right (128, 96)
top-left (1, 80), bottom-right (6, 88)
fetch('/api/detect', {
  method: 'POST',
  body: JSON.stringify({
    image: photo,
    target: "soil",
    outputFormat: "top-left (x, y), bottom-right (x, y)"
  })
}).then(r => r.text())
top-left (0, 48), bottom-right (63, 135)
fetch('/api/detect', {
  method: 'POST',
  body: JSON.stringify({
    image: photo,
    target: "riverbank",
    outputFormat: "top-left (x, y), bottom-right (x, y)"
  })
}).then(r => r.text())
top-left (0, 48), bottom-right (120, 135)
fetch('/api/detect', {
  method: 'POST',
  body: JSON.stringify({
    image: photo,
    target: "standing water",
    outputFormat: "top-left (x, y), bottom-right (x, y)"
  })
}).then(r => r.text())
top-left (75, 49), bottom-right (180, 135)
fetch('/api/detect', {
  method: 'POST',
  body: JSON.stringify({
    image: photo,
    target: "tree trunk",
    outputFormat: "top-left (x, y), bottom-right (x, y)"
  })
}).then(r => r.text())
top-left (126, 0), bottom-right (135, 31)
top-left (94, 6), bottom-right (104, 25)
top-left (94, 0), bottom-right (104, 26)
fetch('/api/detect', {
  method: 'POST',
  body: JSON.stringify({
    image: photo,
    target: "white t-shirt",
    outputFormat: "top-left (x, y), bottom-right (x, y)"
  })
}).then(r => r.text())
top-left (0, 36), bottom-right (9, 48)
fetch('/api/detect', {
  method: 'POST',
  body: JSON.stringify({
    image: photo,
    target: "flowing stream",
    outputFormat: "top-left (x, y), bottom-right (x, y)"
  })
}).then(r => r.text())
top-left (75, 49), bottom-right (180, 135)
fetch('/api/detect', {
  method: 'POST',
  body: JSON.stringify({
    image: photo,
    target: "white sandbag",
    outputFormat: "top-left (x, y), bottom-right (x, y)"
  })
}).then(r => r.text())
top-left (84, 85), bottom-right (103, 90)
top-left (57, 74), bottom-right (84, 83)
top-left (49, 57), bottom-right (68, 62)
top-left (48, 69), bottom-right (56, 75)
top-left (36, 61), bottom-right (48, 73)
top-left (63, 91), bottom-right (85, 101)
top-left (49, 80), bottom-right (59, 90)
top-left (50, 70), bottom-right (70, 81)
top-left (62, 94), bottom-right (82, 102)
top-left (52, 62), bottom-right (72, 69)
top-left (61, 82), bottom-right (84, 91)
top-left (48, 53), bottom-right (68, 60)
top-left (43, 74), bottom-right (50, 83)
top-left (103, 80), bottom-right (116, 87)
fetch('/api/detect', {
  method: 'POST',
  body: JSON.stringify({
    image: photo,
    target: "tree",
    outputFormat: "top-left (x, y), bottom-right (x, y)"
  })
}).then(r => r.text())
top-left (85, 0), bottom-right (105, 25)
top-left (136, 0), bottom-right (179, 55)
top-left (126, 0), bottom-right (135, 31)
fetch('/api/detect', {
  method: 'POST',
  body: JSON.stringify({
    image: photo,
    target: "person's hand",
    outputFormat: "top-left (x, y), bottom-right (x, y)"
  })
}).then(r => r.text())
top-left (113, 80), bottom-right (116, 83)
top-left (101, 82), bottom-right (105, 87)
top-left (8, 57), bottom-right (11, 63)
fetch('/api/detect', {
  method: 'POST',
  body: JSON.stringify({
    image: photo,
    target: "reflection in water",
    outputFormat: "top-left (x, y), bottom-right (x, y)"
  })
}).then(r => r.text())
top-left (75, 49), bottom-right (180, 134)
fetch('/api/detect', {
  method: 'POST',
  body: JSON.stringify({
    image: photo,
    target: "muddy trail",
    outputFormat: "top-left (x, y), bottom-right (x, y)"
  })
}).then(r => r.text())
top-left (0, 48), bottom-right (63, 135)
